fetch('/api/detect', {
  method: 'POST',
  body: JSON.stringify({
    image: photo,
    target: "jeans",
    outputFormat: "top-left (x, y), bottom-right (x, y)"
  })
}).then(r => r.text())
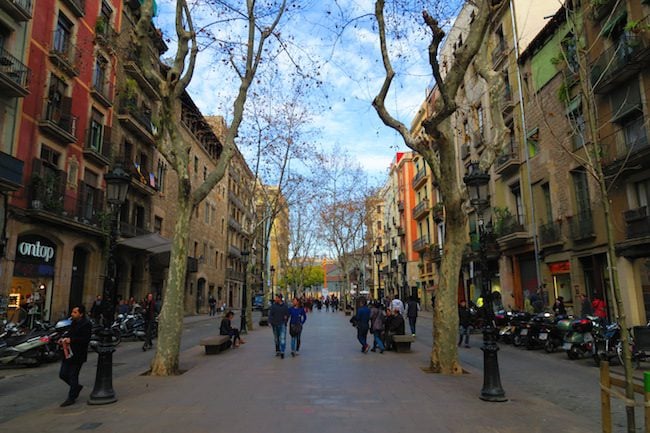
top-left (357, 326), bottom-right (369, 348)
top-left (59, 360), bottom-right (83, 400)
top-left (408, 316), bottom-right (417, 335)
top-left (272, 324), bottom-right (287, 353)
top-left (372, 330), bottom-right (385, 351)
top-left (459, 325), bottom-right (471, 346)
top-left (144, 319), bottom-right (155, 348)
top-left (291, 333), bottom-right (301, 352)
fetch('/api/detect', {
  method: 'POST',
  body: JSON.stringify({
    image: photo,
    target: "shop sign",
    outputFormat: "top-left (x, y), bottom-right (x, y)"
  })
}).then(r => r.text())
top-left (16, 235), bottom-right (56, 264)
top-left (548, 261), bottom-right (570, 274)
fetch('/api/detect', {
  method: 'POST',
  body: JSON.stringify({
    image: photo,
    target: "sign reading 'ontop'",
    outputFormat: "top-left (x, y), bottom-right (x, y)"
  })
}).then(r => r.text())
top-left (15, 235), bottom-right (56, 264)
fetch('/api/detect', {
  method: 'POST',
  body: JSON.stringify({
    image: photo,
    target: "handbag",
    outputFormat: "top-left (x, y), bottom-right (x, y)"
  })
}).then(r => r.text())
top-left (289, 323), bottom-right (303, 337)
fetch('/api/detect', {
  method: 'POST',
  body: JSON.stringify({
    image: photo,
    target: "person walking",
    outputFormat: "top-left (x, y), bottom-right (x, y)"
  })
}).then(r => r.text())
top-left (458, 300), bottom-right (472, 348)
top-left (220, 311), bottom-right (244, 347)
top-left (288, 297), bottom-right (307, 357)
top-left (269, 294), bottom-right (289, 358)
top-left (208, 294), bottom-right (217, 317)
top-left (354, 299), bottom-right (371, 353)
top-left (592, 296), bottom-right (607, 321)
top-left (579, 293), bottom-right (593, 318)
top-left (405, 296), bottom-right (420, 336)
top-left (90, 295), bottom-right (103, 324)
top-left (142, 293), bottom-right (156, 351)
top-left (370, 302), bottom-right (385, 353)
top-left (58, 305), bottom-right (92, 407)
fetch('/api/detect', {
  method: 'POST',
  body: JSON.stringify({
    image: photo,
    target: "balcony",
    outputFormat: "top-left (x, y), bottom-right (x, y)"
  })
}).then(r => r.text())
top-left (568, 211), bottom-right (596, 242)
top-left (430, 246), bottom-right (442, 263)
top-left (432, 203), bottom-right (444, 223)
top-left (228, 245), bottom-right (241, 258)
top-left (502, 88), bottom-right (514, 117)
top-left (119, 222), bottom-right (151, 238)
top-left (0, 45), bottom-right (30, 97)
top-left (591, 34), bottom-right (650, 94)
top-left (117, 99), bottom-right (156, 146)
top-left (412, 169), bottom-right (428, 189)
top-left (495, 215), bottom-right (529, 250)
top-left (624, 207), bottom-right (650, 239)
top-left (124, 54), bottom-right (159, 100)
top-left (413, 235), bottom-right (430, 253)
top-left (539, 221), bottom-right (563, 248)
top-left (27, 165), bottom-right (104, 236)
top-left (61, 0), bottom-right (84, 17)
top-left (48, 31), bottom-right (79, 77)
top-left (228, 216), bottom-right (242, 233)
top-left (39, 98), bottom-right (77, 144)
top-left (412, 200), bottom-right (430, 220)
top-left (114, 158), bottom-right (157, 195)
top-left (590, 0), bottom-right (616, 21)
top-left (90, 79), bottom-right (114, 108)
top-left (83, 126), bottom-right (112, 167)
top-left (228, 191), bottom-right (246, 213)
top-left (94, 17), bottom-right (118, 48)
top-left (0, 151), bottom-right (23, 191)
top-left (495, 148), bottom-right (521, 176)
top-left (0, 0), bottom-right (32, 20)
top-left (226, 268), bottom-right (245, 282)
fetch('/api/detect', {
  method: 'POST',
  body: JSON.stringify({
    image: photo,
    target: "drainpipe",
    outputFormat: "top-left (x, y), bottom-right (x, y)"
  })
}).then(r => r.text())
top-left (509, 0), bottom-right (544, 303)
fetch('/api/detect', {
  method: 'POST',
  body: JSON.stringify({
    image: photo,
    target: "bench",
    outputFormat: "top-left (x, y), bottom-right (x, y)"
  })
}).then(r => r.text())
top-left (392, 335), bottom-right (415, 353)
top-left (199, 335), bottom-right (232, 354)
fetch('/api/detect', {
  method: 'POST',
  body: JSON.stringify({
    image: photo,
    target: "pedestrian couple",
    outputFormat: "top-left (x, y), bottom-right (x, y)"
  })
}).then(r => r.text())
top-left (269, 294), bottom-right (306, 358)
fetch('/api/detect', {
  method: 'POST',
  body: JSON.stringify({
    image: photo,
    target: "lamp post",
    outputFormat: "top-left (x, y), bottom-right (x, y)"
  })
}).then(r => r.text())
top-left (240, 248), bottom-right (249, 334)
top-left (89, 163), bottom-right (129, 405)
top-left (270, 265), bottom-right (275, 299)
top-left (374, 246), bottom-right (383, 301)
top-left (399, 253), bottom-right (407, 301)
top-left (463, 161), bottom-right (506, 402)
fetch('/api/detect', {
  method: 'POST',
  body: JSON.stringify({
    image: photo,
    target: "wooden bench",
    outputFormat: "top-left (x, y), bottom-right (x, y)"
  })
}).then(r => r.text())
top-left (199, 335), bottom-right (231, 354)
top-left (392, 335), bottom-right (415, 353)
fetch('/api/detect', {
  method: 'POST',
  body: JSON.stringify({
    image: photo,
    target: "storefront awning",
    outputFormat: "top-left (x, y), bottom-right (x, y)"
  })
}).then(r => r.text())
top-left (117, 233), bottom-right (171, 254)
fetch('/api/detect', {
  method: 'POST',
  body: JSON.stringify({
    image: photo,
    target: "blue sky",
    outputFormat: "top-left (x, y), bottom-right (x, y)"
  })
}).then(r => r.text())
top-left (153, 1), bottom-right (457, 184)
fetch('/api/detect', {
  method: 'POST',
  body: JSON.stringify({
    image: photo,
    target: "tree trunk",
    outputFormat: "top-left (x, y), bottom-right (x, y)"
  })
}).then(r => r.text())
top-left (150, 192), bottom-right (192, 376)
top-left (430, 198), bottom-right (466, 375)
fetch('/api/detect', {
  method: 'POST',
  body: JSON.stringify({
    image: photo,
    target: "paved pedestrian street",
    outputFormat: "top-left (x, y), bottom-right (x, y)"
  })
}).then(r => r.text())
top-left (4, 311), bottom-right (601, 433)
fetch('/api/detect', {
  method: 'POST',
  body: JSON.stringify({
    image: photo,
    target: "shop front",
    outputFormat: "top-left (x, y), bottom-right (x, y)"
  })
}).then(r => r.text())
top-left (548, 260), bottom-right (573, 313)
top-left (10, 234), bottom-right (57, 322)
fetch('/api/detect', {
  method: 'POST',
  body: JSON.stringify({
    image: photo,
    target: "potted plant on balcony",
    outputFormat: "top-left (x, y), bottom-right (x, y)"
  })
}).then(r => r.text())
top-left (493, 206), bottom-right (515, 237)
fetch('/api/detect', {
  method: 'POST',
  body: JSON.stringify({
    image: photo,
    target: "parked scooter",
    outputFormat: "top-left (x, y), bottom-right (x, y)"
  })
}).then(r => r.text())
top-left (544, 316), bottom-right (573, 353)
top-left (0, 329), bottom-right (52, 366)
top-left (563, 316), bottom-right (597, 359)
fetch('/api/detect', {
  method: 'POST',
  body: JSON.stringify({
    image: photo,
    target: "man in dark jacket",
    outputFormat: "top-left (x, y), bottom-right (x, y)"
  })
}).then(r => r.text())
top-left (405, 296), bottom-right (420, 336)
top-left (142, 293), bottom-right (156, 351)
top-left (355, 299), bottom-right (371, 353)
top-left (58, 304), bottom-right (92, 407)
top-left (268, 294), bottom-right (289, 358)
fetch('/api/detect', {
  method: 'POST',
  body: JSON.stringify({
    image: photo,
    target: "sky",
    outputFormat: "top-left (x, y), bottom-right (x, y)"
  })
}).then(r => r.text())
top-left (153, 1), bottom-right (458, 185)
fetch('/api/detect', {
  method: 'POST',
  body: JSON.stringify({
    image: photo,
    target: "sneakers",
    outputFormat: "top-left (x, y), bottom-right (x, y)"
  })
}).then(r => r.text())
top-left (60, 399), bottom-right (75, 407)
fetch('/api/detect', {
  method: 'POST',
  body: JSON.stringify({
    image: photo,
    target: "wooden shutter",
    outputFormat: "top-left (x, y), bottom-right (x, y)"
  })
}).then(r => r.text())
top-left (102, 126), bottom-right (112, 158)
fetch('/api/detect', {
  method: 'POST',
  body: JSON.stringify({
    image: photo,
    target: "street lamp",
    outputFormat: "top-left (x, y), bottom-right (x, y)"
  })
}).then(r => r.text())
top-left (89, 163), bottom-right (130, 405)
top-left (374, 246), bottom-right (383, 301)
top-left (240, 248), bottom-right (249, 334)
top-left (399, 253), bottom-right (407, 301)
top-left (270, 265), bottom-right (275, 299)
top-left (463, 161), bottom-right (506, 402)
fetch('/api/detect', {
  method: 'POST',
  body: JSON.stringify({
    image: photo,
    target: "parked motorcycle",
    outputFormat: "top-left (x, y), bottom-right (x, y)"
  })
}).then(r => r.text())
top-left (592, 321), bottom-right (621, 366)
top-left (0, 329), bottom-right (52, 367)
top-left (563, 316), bottom-right (597, 359)
top-left (544, 316), bottom-right (572, 353)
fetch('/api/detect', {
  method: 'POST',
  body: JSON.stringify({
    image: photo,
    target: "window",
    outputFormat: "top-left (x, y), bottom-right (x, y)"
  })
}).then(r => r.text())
top-left (194, 155), bottom-right (199, 174)
top-left (527, 128), bottom-right (540, 157)
top-left (477, 105), bottom-right (484, 138)
top-left (156, 159), bottom-right (166, 193)
top-left (542, 183), bottom-right (553, 223)
top-left (561, 33), bottom-right (578, 73)
top-left (621, 113), bottom-right (647, 150)
top-left (377, 221), bottom-right (381, 231)
top-left (609, 80), bottom-right (647, 151)
top-left (47, 74), bottom-right (67, 116)
top-left (503, 70), bottom-right (511, 101)
top-left (53, 13), bottom-right (73, 55)
top-left (203, 166), bottom-right (207, 181)
top-left (100, 1), bottom-right (112, 29)
top-left (635, 179), bottom-right (650, 209)
top-left (40, 145), bottom-right (60, 167)
top-left (567, 98), bottom-right (586, 149)
top-left (81, 169), bottom-right (99, 220)
top-left (204, 202), bottom-right (210, 224)
top-left (511, 184), bottom-right (524, 225)
top-left (463, 119), bottom-right (470, 144)
top-left (572, 169), bottom-right (590, 215)
top-left (154, 216), bottom-right (162, 234)
top-left (495, 26), bottom-right (506, 52)
top-left (193, 241), bottom-right (198, 258)
top-left (93, 56), bottom-right (107, 91)
top-left (88, 109), bottom-right (104, 152)
top-left (134, 205), bottom-right (145, 228)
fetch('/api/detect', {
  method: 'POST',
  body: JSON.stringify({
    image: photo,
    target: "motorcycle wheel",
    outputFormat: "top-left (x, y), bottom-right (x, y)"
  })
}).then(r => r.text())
top-left (544, 341), bottom-right (555, 353)
top-left (568, 346), bottom-right (582, 360)
top-left (513, 335), bottom-right (522, 347)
